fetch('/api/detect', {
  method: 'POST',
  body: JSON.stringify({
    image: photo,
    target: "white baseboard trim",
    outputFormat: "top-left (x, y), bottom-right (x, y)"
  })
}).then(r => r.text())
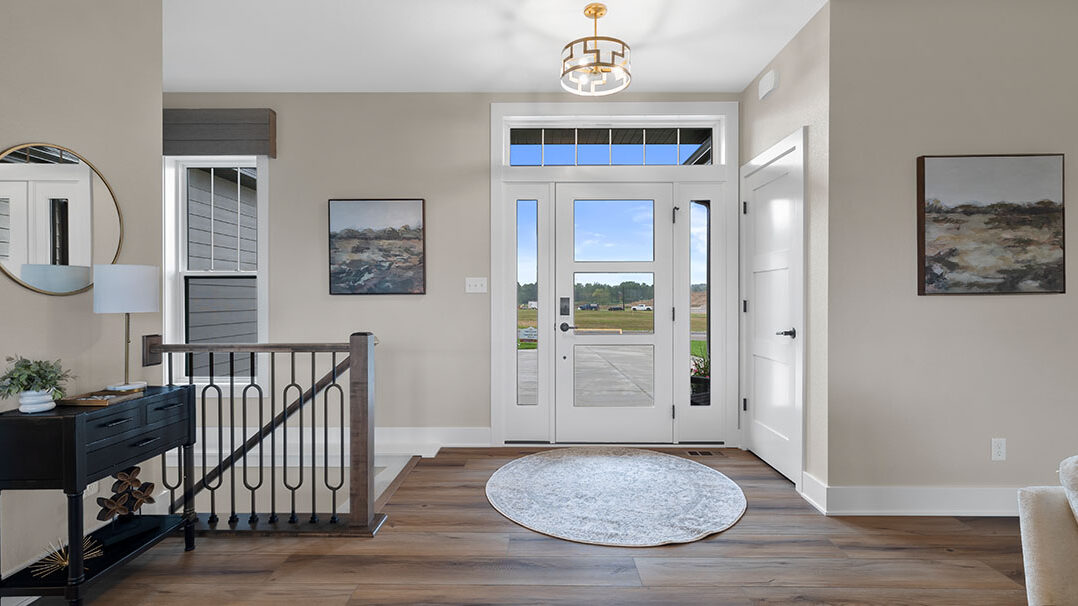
top-left (798, 471), bottom-right (828, 514)
top-left (375, 426), bottom-right (492, 458)
top-left (2, 597), bottom-right (37, 606)
top-left (797, 477), bottom-right (1020, 516)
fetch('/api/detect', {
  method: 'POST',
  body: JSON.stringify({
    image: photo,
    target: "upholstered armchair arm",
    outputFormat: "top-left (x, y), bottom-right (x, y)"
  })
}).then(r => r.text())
top-left (1019, 486), bottom-right (1078, 606)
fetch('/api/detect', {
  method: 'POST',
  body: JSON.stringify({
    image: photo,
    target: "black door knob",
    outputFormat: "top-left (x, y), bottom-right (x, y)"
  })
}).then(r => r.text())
top-left (559, 322), bottom-right (577, 332)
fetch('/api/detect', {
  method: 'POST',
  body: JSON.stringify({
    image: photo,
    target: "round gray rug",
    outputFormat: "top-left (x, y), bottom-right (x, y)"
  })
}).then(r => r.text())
top-left (485, 447), bottom-right (747, 547)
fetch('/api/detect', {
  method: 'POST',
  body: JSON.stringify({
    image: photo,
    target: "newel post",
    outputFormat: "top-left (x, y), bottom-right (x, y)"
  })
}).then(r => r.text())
top-left (348, 332), bottom-right (386, 534)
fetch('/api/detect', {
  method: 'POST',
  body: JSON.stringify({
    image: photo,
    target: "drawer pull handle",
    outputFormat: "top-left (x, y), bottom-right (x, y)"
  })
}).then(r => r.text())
top-left (103, 418), bottom-right (132, 428)
top-left (132, 437), bottom-right (161, 448)
top-left (154, 402), bottom-right (184, 412)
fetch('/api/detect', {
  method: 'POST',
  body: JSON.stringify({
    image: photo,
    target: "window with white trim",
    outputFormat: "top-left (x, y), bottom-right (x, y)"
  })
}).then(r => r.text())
top-left (164, 157), bottom-right (268, 381)
top-left (508, 127), bottom-right (713, 166)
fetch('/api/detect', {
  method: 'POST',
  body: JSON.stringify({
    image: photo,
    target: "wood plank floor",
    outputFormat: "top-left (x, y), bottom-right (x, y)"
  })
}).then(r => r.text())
top-left (55, 448), bottom-right (1026, 605)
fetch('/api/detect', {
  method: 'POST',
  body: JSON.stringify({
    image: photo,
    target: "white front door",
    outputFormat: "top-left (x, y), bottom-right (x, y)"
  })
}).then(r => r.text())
top-left (740, 128), bottom-right (805, 486)
top-left (554, 182), bottom-right (674, 443)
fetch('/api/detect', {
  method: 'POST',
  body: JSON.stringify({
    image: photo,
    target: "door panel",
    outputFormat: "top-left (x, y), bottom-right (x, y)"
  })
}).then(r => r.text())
top-left (741, 128), bottom-right (805, 486)
top-left (555, 183), bottom-right (673, 443)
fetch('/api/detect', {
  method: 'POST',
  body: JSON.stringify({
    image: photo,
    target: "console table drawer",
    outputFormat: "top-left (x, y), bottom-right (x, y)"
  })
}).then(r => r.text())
top-left (87, 419), bottom-right (189, 479)
top-left (85, 407), bottom-right (145, 449)
top-left (145, 397), bottom-right (188, 425)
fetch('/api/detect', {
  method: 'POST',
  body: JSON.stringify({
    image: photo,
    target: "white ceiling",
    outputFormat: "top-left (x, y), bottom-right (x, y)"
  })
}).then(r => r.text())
top-left (163, 0), bottom-right (826, 93)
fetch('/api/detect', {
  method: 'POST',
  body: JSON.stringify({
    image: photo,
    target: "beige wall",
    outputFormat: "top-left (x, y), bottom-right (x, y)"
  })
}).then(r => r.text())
top-left (163, 92), bottom-right (736, 430)
top-left (740, 4), bottom-right (830, 483)
top-left (0, 0), bottom-right (162, 575)
top-left (828, 0), bottom-right (1078, 487)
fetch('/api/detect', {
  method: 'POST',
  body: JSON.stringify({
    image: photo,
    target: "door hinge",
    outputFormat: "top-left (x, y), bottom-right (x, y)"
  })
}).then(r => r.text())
top-left (742, 200), bottom-right (748, 214)
top-left (672, 205), bottom-right (680, 223)
top-left (672, 307), bottom-right (676, 321)
top-left (672, 404), bottom-right (676, 419)
top-left (742, 299), bottom-right (748, 313)
top-left (742, 398), bottom-right (748, 411)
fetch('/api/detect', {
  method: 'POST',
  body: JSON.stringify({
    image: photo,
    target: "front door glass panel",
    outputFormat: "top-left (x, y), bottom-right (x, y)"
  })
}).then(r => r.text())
top-left (573, 199), bottom-right (654, 262)
top-left (574, 345), bottom-right (655, 408)
top-left (573, 272), bottom-right (654, 334)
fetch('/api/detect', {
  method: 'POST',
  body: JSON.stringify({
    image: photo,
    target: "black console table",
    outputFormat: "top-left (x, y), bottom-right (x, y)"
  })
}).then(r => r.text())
top-left (0, 385), bottom-right (195, 605)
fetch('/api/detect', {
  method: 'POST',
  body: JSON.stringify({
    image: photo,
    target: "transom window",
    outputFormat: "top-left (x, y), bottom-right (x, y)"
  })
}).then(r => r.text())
top-left (509, 127), bottom-right (712, 167)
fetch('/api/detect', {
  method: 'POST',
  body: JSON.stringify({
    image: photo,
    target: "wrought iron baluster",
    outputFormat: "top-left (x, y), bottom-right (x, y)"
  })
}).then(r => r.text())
top-left (323, 352), bottom-right (345, 523)
top-left (161, 352), bottom-right (181, 512)
top-left (269, 352), bottom-right (278, 523)
top-left (228, 353), bottom-right (238, 525)
top-left (241, 352), bottom-right (264, 525)
top-left (310, 352), bottom-right (318, 523)
top-left (201, 352), bottom-right (224, 525)
top-left (281, 352), bottom-right (304, 523)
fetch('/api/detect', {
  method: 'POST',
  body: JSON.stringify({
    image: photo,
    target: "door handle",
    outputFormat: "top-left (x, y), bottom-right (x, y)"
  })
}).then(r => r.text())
top-left (559, 322), bottom-right (577, 332)
top-left (776, 328), bottom-right (797, 338)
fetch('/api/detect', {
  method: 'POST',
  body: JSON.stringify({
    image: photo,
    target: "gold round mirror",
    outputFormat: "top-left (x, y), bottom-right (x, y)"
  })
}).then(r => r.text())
top-left (0, 143), bottom-right (122, 295)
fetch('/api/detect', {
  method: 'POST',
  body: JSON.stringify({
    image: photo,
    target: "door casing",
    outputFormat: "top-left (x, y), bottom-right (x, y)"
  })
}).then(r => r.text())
top-left (490, 102), bottom-right (740, 446)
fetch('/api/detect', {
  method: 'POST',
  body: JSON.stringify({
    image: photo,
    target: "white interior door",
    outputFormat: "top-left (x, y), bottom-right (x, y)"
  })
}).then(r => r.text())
top-left (740, 128), bottom-right (805, 486)
top-left (554, 182), bottom-right (673, 443)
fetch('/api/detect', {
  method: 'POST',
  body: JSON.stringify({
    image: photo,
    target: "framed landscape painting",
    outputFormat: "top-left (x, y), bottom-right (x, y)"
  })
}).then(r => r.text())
top-left (329, 199), bottom-right (425, 294)
top-left (918, 154), bottom-right (1064, 295)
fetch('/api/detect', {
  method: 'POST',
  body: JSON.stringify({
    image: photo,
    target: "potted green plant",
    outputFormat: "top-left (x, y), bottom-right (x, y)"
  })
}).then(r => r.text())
top-left (690, 353), bottom-right (710, 406)
top-left (0, 356), bottom-right (73, 413)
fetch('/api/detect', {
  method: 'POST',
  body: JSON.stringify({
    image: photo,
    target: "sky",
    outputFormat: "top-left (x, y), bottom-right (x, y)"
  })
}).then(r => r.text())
top-left (924, 155), bottom-right (1062, 206)
top-left (516, 199), bottom-right (709, 286)
top-left (329, 199), bottom-right (423, 232)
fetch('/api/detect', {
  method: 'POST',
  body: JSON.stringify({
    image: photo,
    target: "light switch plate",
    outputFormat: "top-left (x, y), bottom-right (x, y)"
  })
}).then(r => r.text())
top-left (465, 277), bottom-right (488, 293)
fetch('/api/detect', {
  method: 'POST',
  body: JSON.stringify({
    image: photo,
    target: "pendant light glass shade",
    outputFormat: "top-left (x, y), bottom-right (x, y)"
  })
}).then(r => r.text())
top-left (560, 3), bottom-right (631, 97)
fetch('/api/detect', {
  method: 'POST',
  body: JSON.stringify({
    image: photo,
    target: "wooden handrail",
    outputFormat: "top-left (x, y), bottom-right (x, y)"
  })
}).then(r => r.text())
top-left (154, 342), bottom-right (351, 353)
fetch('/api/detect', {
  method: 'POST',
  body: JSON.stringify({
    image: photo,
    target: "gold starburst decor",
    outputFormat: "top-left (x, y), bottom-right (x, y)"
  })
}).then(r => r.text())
top-left (29, 537), bottom-right (103, 578)
top-left (560, 3), bottom-right (631, 96)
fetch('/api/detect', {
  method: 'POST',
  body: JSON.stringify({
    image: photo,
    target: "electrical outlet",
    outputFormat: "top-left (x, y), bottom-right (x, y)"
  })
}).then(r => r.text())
top-left (85, 481), bottom-right (100, 496)
top-left (991, 438), bottom-right (1006, 461)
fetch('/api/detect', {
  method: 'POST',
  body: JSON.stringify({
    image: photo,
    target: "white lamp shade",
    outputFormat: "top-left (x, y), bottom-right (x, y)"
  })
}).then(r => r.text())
top-left (93, 265), bottom-right (160, 314)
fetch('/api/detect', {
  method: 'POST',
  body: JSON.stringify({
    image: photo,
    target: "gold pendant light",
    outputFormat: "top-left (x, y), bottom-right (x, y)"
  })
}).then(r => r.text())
top-left (560, 3), bottom-right (631, 96)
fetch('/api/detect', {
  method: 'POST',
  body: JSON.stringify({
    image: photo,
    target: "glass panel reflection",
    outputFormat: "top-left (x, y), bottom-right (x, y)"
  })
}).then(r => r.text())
top-left (645, 128), bottom-right (677, 165)
top-left (516, 199), bottom-right (538, 405)
top-left (577, 128), bottom-right (610, 165)
top-left (574, 272), bottom-right (654, 334)
top-left (543, 128), bottom-right (575, 166)
top-left (690, 201), bottom-right (711, 405)
top-left (509, 129), bottom-right (541, 166)
top-left (574, 345), bottom-right (654, 407)
top-left (612, 128), bottom-right (644, 165)
top-left (574, 199), bottom-right (654, 262)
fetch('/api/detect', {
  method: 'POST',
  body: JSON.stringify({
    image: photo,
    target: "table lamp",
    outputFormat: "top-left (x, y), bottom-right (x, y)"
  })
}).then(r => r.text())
top-left (93, 265), bottom-right (159, 391)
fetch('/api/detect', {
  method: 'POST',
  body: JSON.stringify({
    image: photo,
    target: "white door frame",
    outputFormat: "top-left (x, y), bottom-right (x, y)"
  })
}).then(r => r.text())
top-left (739, 127), bottom-right (806, 490)
top-left (489, 102), bottom-right (739, 446)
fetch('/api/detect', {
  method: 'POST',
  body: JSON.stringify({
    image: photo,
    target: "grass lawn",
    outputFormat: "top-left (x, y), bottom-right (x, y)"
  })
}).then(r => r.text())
top-left (691, 340), bottom-right (708, 358)
top-left (517, 308), bottom-right (708, 333)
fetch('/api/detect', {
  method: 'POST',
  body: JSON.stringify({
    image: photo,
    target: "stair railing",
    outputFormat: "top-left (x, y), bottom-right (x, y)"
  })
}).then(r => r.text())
top-left (150, 332), bottom-right (385, 535)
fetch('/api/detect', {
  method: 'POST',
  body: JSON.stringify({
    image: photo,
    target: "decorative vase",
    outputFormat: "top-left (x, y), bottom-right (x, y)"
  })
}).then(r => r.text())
top-left (19, 389), bottom-right (56, 414)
